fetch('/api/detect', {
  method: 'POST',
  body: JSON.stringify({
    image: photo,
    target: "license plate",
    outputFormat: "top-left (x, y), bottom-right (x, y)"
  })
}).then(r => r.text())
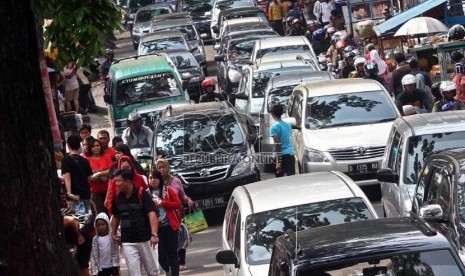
top-left (348, 162), bottom-right (379, 175)
top-left (195, 197), bottom-right (225, 209)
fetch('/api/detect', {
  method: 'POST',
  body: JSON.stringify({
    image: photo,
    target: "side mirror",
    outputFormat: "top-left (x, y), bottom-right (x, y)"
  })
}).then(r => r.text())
top-left (189, 46), bottom-right (199, 53)
top-left (201, 33), bottom-right (209, 39)
top-left (216, 250), bottom-right (239, 268)
top-left (235, 92), bottom-right (248, 100)
top-left (402, 105), bottom-right (418, 116)
top-left (419, 204), bottom-right (445, 222)
top-left (282, 117), bottom-right (299, 129)
top-left (103, 94), bottom-right (112, 104)
top-left (377, 168), bottom-right (399, 184)
top-left (214, 54), bottom-right (225, 62)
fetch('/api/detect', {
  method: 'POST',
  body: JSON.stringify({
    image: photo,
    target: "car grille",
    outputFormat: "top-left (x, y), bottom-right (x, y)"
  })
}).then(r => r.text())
top-left (329, 146), bottom-right (385, 161)
top-left (177, 165), bottom-right (230, 184)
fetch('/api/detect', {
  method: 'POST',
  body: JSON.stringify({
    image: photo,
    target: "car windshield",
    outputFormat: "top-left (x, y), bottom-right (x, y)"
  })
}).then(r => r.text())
top-left (246, 197), bottom-right (373, 265)
top-left (116, 73), bottom-right (182, 106)
top-left (256, 44), bottom-right (310, 59)
top-left (139, 37), bottom-right (186, 55)
top-left (405, 132), bottom-right (465, 185)
top-left (136, 8), bottom-right (171, 22)
top-left (168, 52), bottom-right (199, 69)
top-left (128, 0), bottom-right (153, 12)
top-left (267, 85), bottom-right (296, 112)
top-left (298, 250), bottom-right (463, 276)
top-left (155, 25), bottom-right (198, 41)
top-left (305, 91), bottom-right (398, 129)
top-left (155, 113), bottom-right (244, 156)
top-left (228, 39), bottom-right (257, 61)
top-left (182, 0), bottom-right (213, 14)
top-left (213, 0), bottom-right (255, 20)
top-left (252, 66), bottom-right (315, 98)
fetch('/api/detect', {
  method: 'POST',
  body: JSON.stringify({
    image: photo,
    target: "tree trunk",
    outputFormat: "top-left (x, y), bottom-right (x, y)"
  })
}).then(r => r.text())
top-left (0, 1), bottom-right (79, 275)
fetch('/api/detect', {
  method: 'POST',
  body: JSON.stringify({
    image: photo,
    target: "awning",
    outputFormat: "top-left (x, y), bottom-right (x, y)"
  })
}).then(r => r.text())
top-left (373, 0), bottom-right (447, 35)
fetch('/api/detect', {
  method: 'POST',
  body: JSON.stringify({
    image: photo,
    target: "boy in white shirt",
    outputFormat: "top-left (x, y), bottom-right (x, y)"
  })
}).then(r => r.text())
top-left (90, 213), bottom-right (120, 276)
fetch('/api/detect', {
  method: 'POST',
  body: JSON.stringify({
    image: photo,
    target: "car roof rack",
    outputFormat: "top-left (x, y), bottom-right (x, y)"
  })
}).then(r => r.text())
top-left (112, 53), bottom-right (162, 65)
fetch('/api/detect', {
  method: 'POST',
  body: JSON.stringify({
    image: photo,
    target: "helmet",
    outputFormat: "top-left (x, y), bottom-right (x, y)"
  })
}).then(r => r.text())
top-left (286, 16), bottom-right (295, 24)
top-left (201, 79), bottom-right (216, 89)
top-left (448, 24), bottom-right (465, 41)
top-left (336, 40), bottom-right (348, 50)
top-left (364, 61), bottom-right (378, 76)
top-left (344, 51), bottom-right (356, 59)
top-left (292, 18), bottom-right (301, 25)
top-left (105, 48), bottom-right (114, 57)
top-left (440, 81), bottom-right (457, 93)
top-left (312, 28), bottom-right (325, 41)
top-left (326, 26), bottom-right (336, 36)
top-left (344, 45), bottom-right (355, 54)
top-left (330, 32), bottom-right (341, 45)
top-left (401, 74), bottom-right (417, 86)
top-left (354, 57), bottom-right (367, 66)
top-left (307, 20), bottom-right (317, 27)
top-left (128, 111), bottom-right (142, 122)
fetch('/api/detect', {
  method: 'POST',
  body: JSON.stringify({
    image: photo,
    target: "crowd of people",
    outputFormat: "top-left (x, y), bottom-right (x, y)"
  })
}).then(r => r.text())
top-left (60, 114), bottom-right (194, 276)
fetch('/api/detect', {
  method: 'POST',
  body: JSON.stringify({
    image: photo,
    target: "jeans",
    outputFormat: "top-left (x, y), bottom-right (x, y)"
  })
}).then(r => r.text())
top-left (122, 241), bottom-right (157, 276)
top-left (158, 225), bottom-right (179, 276)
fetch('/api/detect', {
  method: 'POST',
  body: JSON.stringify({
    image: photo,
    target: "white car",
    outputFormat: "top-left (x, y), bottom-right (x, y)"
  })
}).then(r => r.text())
top-left (216, 171), bottom-right (378, 276)
top-left (210, 0), bottom-right (257, 41)
top-left (250, 36), bottom-right (317, 65)
top-left (285, 79), bottom-right (400, 186)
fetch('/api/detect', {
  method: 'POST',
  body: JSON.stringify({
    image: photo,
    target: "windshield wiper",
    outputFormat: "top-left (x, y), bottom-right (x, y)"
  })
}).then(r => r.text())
top-left (318, 122), bottom-right (357, 129)
top-left (366, 118), bottom-right (396, 124)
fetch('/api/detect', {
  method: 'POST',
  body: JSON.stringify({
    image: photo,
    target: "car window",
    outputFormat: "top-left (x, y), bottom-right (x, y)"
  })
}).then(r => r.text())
top-left (414, 163), bottom-right (435, 211)
top-left (234, 211), bottom-right (241, 256)
top-left (298, 249), bottom-right (463, 276)
top-left (136, 7), bottom-right (171, 22)
top-left (245, 197), bottom-right (373, 265)
top-left (267, 85), bottom-right (295, 113)
top-left (287, 93), bottom-right (295, 115)
top-left (237, 69), bottom-right (249, 95)
top-left (294, 93), bottom-right (303, 126)
top-left (305, 91), bottom-right (398, 130)
top-left (227, 201), bottom-right (239, 249)
top-left (387, 131), bottom-right (403, 173)
top-left (168, 52), bottom-right (199, 69)
top-left (139, 37), bottom-right (187, 55)
top-left (228, 38), bottom-right (257, 61)
top-left (425, 166), bottom-right (451, 214)
top-left (458, 168), bottom-right (465, 221)
top-left (116, 73), bottom-right (182, 106)
top-left (405, 131), bottom-right (465, 185)
top-left (256, 44), bottom-right (310, 60)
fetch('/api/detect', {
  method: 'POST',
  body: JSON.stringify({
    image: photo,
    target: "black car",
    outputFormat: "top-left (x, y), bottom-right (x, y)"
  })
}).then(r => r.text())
top-left (153, 101), bottom-right (260, 210)
top-left (176, 0), bottom-right (214, 41)
top-left (412, 147), bottom-right (465, 263)
top-left (214, 31), bottom-right (278, 102)
top-left (266, 217), bottom-right (465, 275)
top-left (165, 49), bottom-right (205, 103)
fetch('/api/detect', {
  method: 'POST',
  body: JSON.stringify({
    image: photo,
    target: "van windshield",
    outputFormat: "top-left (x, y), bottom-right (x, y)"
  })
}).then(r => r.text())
top-left (405, 131), bottom-right (465, 184)
top-left (116, 73), bottom-right (182, 106)
top-left (245, 197), bottom-right (373, 265)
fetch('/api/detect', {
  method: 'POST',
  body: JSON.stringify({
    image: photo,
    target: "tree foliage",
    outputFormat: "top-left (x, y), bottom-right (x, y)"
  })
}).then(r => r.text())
top-left (34, 0), bottom-right (123, 69)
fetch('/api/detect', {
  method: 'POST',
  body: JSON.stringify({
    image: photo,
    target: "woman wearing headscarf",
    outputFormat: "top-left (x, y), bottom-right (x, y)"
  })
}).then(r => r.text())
top-left (370, 49), bottom-right (388, 76)
top-left (156, 158), bottom-right (194, 271)
top-left (105, 155), bottom-right (148, 215)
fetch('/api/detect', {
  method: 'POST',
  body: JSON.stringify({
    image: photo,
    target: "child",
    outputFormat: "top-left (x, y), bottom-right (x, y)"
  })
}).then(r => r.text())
top-left (90, 212), bottom-right (120, 276)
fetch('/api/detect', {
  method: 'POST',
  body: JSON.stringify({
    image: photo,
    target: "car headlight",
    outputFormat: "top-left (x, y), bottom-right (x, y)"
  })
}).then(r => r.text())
top-left (303, 147), bottom-right (329, 163)
top-left (228, 69), bottom-right (241, 83)
top-left (231, 157), bottom-right (254, 176)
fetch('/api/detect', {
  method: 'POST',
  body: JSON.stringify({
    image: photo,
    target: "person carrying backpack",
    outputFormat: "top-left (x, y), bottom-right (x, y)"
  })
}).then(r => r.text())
top-left (110, 169), bottom-right (159, 276)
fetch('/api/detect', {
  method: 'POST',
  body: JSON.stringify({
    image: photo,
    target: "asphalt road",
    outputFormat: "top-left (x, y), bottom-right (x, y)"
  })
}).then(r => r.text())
top-left (97, 31), bottom-right (383, 276)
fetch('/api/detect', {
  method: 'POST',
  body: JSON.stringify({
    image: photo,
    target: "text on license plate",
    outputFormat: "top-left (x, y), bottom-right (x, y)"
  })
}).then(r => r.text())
top-left (195, 197), bottom-right (225, 209)
top-left (348, 162), bottom-right (378, 174)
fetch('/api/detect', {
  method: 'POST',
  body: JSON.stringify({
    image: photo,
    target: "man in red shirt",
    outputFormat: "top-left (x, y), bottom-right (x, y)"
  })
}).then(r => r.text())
top-left (97, 130), bottom-right (116, 160)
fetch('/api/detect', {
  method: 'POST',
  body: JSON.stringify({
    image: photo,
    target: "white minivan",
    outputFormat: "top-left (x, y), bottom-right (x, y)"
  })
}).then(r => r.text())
top-left (215, 172), bottom-right (378, 276)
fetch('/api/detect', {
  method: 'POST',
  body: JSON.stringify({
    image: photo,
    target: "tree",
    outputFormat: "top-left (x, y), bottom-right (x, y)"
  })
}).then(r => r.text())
top-left (0, 0), bottom-right (120, 274)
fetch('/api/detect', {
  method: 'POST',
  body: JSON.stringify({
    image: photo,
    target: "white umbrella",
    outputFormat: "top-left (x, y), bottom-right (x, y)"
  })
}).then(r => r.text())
top-left (394, 16), bottom-right (449, 36)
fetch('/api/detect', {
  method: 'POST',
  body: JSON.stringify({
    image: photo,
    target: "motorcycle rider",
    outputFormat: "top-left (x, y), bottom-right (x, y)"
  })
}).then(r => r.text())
top-left (363, 61), bottom-right (388, 89)
top-left (305, 20), bottom-right (319, 43)
top-left (349, 57), bottom-right (367, 78)
top-left (433, 81), bottom-right (465, 112)
top-left (395, 74), bottom-right (433, 115)
top-left (100, 49), bottom-right (114, 79)
top-left (199, 79), bottom-right (225, 103)
top-left (122, 111), bottom-right (153, 149)
top-left (340, 50), bottom-right (355, 79)
top-left (311, 28), bottom-right (326, 55)
top-left (287, 18), bottom-right (305, 36)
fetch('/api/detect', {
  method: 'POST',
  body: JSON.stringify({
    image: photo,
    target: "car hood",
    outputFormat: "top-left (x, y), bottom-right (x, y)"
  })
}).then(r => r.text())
top-left (133, 21), bottom-right (151, 31)
top-left (302, 122), bottom-right (393, 151)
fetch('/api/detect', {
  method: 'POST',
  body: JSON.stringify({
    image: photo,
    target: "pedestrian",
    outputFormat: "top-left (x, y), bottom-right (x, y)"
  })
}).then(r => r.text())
top-left (100, 49), bottom-right (114, 80)
top-left (97, 130), bottom-right (116, 160)
top-left (199, 79), bottom-right (225, 103)
top-left (395, 74), bottom-right (432, 115)
top-left (84, 136), bottom-right (113, 214)
top-left (62, 134), bottom-right (93, 214)
top-left (302, 0), bottom-right (316, 21)
top-left (148, 169), bottom-right (183, 276)
top-left (109, 143), bottom-right (146, 177)
top-left (110, 169), bottom-right (159, 276)
top-left (122, 111), bottom-right (153, 149)
top-left (62, 59), bottom-right (80, 112)
top-left (270, 104), bottom-right (295, 177)
top-left (79, 123), bottom-right (92, 142)
top-left (451, 51), bottom-right (465, 102)
top-left (112, 136), bottom-right (124, 149)
top-left (370, 49), bottom-right (388, 76)
top-left (106, 155), bottom-right (148, 215)
top-left (156, 158), bottom-right (194, 271)
top-left (90, 212), bottom-right (120, 276)
top-left (268, 0), bottom-right (284, 36)
top-left (391, 52), bottom-right (412, 98)
top-left (315, 0), bottom-right (334, 26)
top-left (64, 213), bottom-right (95, 276)
top-left (329, 10), bottom-right (345, 30)
top-left (433, 81), bottom-right (465, 112)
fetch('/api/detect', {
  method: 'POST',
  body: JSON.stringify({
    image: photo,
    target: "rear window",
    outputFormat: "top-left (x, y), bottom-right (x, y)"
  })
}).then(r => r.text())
top-left (116, 72), bottom-right (181, 106)
top-left (256, 44), bottom-right (310, 59)
top-left (154, 25), bottom-right (198, 41)
top-left (136, 8), bottom-right (171, 22)
top-left (139, 37), bottom-right (186, 55)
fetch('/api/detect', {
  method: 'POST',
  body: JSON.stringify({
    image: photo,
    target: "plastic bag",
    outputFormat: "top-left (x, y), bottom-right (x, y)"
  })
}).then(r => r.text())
top-left (75, 201), bottom-right (86, 215)
top-left (183, 209), bottom-right (208, 234)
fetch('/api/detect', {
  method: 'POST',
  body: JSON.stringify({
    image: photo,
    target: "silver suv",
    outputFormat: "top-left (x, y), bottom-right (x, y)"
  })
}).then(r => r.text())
top-left (378, 111), bottom-right (465, 217)
top-left (284, 79), bottom-right (400, 186)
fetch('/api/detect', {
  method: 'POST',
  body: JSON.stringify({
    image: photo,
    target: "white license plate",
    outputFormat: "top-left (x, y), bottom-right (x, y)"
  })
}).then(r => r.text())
top-left (195, 197), bottom-right (225, 209)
